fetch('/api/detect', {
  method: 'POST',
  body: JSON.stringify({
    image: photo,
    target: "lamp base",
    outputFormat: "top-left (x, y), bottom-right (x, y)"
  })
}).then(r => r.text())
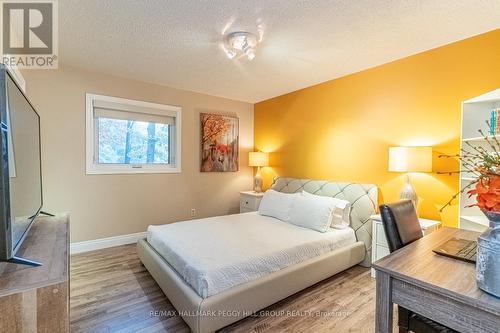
top-left (400, 175), bottom-right (418, 209)
top-left (254, 167), bottom-right (263, 193)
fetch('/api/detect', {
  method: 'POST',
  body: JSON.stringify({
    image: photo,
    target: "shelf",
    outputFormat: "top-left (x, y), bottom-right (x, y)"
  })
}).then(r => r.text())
top-left (463, 89), bottom-right (500, 104)
top-left (460, 177), bottom-right (477, 181)
top-left (460, 89), bottom-right (498, 233)
top-left (462, 134), bottom-right (500, 142)
top-left (460, 215), bottom-right (489, 227)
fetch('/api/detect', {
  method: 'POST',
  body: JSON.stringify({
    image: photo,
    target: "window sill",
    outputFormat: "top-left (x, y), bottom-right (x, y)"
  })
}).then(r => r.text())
top-left (85, 165), bottom-right (181, 175)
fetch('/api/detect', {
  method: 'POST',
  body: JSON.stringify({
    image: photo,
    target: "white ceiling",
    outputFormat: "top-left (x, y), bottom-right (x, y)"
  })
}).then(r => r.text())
top-left (59, 0), bottom-right (500, 103)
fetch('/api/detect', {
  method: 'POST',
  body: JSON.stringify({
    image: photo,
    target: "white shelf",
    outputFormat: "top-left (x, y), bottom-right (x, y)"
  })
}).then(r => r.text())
top-left (459, 88), bottom-right (499, 230)
top-left (463, 88), bottom-right (500, 104)
top-left (461, 177), bottom-right (477, 181)
top-left (462, 134), bottom-right (500, 142)
top-left (461, 215), bottom-right (489, 227)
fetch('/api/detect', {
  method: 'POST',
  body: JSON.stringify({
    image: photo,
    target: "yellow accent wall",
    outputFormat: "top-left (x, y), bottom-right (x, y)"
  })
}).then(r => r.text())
top-left (254, 29), bottom-right (500, 227)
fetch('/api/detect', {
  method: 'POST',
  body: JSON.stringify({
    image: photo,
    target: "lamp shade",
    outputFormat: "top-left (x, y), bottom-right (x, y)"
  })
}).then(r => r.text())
top-left (249, 152), bottom-right (269, 167)
top-left (388, 146), bottom-right (432, 172)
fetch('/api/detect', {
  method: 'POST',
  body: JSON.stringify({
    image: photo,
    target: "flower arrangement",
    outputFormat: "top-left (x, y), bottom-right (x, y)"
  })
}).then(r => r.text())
top-left (469, 175), bottom-right (500, 212)
top-left (441, 123), bottom-right (500, 213)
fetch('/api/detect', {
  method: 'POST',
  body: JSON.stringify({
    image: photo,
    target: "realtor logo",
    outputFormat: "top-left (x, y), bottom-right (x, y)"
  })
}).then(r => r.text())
top-left (1, 0), bottom-right (58, 69)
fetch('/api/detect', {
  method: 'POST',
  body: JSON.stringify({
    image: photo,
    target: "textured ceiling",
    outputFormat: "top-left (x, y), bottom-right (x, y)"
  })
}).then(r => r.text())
top-left (59, 0), bottom-right (500, 103)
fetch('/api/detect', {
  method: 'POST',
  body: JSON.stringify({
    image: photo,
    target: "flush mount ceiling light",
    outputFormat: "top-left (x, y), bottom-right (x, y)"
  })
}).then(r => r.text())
top-left (222, 31), bottom-right (259, 60)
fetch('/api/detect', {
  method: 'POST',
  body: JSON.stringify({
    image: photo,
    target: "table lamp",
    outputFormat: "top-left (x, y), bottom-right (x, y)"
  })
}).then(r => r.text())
top-left (388, 146), bottom-right (432, 208)
top-left (249, 152), bottom-right (269, 192)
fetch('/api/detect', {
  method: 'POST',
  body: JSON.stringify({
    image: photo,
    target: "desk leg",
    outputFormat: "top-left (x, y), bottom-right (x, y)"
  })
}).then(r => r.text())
top-left (375, 270), bottom-right (393, 333)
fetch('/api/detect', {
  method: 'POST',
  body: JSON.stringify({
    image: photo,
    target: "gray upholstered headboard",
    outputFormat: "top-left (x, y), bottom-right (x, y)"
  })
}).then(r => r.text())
top-left (270, 177), bottom-right (378, 267)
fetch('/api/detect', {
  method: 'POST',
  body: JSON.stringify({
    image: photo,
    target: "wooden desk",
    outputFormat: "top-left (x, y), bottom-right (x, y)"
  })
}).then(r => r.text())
top-left (372, 227), bottom-right (500, 333)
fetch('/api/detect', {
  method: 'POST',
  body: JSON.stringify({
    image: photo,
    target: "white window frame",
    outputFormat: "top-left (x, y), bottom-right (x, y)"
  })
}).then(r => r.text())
top-left (85, 93), bottom-right (181, 174)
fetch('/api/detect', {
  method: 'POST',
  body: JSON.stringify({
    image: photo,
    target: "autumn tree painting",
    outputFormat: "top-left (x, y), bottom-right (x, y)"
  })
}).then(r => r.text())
top-left (200, 113), bottom-right (239, 172)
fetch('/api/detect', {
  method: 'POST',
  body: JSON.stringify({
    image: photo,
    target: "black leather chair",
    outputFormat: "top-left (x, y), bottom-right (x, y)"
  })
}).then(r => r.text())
top-left (379, 200), bottom-right (457, 333)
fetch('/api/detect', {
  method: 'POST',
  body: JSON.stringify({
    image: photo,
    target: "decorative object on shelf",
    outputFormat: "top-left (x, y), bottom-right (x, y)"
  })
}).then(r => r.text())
top-left (489, 108), bottom-right (500, 135)
top-left (388, 146), bottom-right (432, 209)
top-left (200, 113), bottom-right (239, 172)
top-left (248, 151), bottom-right (269, 192)
top-left (440, 124), bottom-right (500, 297)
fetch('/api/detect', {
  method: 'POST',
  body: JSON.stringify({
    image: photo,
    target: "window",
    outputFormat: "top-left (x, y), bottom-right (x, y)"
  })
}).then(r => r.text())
top-left (86, 94), bottom-right (181, 174)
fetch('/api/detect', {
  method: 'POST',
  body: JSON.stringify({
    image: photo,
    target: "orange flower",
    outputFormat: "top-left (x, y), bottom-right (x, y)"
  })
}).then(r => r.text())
top-left (468, 176), bottom-right (500, 212)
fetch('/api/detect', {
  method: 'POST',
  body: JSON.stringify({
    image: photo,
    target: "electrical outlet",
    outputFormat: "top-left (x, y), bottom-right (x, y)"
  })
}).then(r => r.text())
top-left (191, 208), bottom-right (196, 217)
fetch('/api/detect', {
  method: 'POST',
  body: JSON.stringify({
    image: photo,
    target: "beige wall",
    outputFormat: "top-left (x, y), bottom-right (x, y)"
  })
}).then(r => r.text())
top-left (22, 66), bottom-right (254, 242)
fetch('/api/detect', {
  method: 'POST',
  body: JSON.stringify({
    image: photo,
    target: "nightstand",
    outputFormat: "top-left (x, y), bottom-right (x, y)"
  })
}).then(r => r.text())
top-left (370, 214), bottom-right (441, 277)
top-left (240, 191), bottom-right (264, 213)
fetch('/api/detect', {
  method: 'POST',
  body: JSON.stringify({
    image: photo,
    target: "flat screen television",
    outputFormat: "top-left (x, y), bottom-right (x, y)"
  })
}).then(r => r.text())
top-left (0, 65), bottom-right (43, 266)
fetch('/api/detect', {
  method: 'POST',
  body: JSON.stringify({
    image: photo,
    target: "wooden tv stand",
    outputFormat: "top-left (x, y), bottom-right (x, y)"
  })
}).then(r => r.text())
top-left (0, 214), bottom-right (69, 332)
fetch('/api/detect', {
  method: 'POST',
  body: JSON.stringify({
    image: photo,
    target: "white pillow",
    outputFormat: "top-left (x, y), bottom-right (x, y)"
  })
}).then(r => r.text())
top-left (258, 189), bottom-right (297, 222)
top-left (302, 191), bottom-right (351, 229)
top-left (288, 193), bottom-right (334, 232)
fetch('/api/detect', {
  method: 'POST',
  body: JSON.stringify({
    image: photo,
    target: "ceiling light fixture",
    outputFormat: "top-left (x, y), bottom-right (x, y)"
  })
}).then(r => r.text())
top-left (223, 31), bottom-right (258, 60)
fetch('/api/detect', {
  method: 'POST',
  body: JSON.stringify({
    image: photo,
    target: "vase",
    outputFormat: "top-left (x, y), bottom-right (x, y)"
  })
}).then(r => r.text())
top-left (476, 211), bottom-right (500, 298)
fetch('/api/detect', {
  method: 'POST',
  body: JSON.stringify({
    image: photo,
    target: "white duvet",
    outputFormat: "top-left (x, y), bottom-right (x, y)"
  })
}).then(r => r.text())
top-left (147, 212), bottom-right (356, 298)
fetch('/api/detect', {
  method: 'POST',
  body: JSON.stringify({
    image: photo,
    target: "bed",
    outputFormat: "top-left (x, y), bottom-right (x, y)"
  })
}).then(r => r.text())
top-left (137, 177), bottom-right (378, 332)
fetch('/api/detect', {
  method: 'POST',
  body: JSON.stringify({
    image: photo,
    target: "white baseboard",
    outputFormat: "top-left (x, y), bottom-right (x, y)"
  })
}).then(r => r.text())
top-left (70, 231), bottom-right (146, 254)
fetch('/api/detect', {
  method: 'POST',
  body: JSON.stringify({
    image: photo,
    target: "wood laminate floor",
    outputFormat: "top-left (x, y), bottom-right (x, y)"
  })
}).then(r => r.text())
top-left (71, 244), bottom-right (396, 333)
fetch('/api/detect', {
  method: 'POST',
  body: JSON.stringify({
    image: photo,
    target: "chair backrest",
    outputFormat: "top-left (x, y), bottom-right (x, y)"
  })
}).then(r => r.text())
top-left (379, 200), bottom-right (423, 253)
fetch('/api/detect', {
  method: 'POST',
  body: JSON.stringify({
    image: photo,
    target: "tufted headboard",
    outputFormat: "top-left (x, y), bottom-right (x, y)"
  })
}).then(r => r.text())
top-left (270, 177), bottom-right (378, 267)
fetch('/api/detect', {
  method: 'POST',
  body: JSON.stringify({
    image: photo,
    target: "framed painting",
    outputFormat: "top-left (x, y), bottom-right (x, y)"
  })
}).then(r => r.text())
top-left (200, 113), bottom-right (239, 172)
